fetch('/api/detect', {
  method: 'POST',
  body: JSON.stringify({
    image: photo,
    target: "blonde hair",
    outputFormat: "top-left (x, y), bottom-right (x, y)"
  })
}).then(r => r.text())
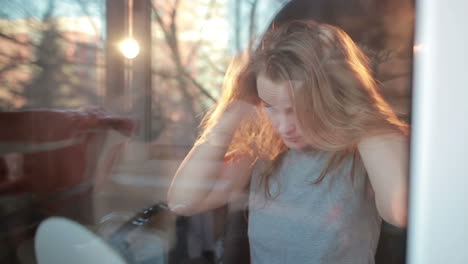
top-left (198, 20), bottom-right (408, 198)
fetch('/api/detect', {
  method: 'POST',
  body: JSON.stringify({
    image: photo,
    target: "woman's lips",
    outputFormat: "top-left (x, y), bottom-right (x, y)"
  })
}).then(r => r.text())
top-left (283, 136), bottom-right (301, 142)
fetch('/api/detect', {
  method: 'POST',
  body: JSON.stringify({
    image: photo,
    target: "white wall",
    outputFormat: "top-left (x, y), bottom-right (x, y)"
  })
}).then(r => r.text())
top-left (408, 0), bottom-right (468, 263)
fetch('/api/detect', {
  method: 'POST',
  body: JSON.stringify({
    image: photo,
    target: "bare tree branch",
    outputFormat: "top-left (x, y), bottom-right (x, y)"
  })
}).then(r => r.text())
top-left (0, 62), bottom-right (25, 75)
top-left (152, 1), bottom-right (197, 118)
top-left (170, 0), bottom-right (180, 34)
top-left (184, 0), bottom-right (217, 66)
top-left (152, 68), bottom-right (216, 102)
top-left (248, 0), bottom-right (259, 52)
top-left (234, 0), bottom-right (241, 53)
top-left (152, 0), bottom-right (220, 114)
top-left (152, 6), bottom-right (172, 46)
top-left (73, 0), bottom-right (103, 40)
top-left (200, 53), bottom-right (226, 75)
top-left (152, 69), bottom-right (177, 82)
top-left (0, 32), bottom-right (37, 47)
top-left (180, 68), bottom-right (216, 102)
top-left (169, 0), bottom-right (181, 62)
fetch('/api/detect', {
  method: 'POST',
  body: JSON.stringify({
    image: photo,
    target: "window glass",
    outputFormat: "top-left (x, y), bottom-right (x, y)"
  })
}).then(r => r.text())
top-left (0, 0), bottom-right (105, 110)
top-left (0, 1), bottom-right (414, 264)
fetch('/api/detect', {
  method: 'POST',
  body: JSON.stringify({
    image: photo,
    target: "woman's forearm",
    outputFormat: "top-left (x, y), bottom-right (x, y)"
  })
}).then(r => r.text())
top-left (167, 101), bottom-right (255, 215)
top-left (167, 129), bottom-right (233, 214)
top-left (358, 132), bottom-right (409, 227)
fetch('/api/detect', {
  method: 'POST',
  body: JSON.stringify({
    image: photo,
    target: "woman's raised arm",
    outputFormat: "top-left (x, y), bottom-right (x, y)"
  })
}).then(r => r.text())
top-left (358, 132), bottom-right (409, 227)
top-left (167, 101), bottom-right (255, 216)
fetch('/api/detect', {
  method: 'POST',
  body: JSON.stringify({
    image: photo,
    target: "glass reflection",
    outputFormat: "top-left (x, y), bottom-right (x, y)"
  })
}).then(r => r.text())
top-left (0, 0), bottom-right (414, 264)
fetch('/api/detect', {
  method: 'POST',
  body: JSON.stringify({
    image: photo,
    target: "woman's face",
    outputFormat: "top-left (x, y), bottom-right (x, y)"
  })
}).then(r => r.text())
top-left (256, 73), bottom-right (309, 150)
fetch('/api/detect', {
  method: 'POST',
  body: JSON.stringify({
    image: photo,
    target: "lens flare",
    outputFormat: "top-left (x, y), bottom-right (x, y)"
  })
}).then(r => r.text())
top-left (119, 39), bottom-right (140, 59)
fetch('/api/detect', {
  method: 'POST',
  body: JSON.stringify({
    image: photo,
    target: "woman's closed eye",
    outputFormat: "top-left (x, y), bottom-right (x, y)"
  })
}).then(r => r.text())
top-left (262, 102), bottom-right (272, 108)
top-left (262, 103), bottom-right (277, 113)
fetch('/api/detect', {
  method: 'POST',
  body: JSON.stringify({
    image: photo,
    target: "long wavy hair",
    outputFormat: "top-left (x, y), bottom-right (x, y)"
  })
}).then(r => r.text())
top-left (197, 20), bottom-right (408, 199)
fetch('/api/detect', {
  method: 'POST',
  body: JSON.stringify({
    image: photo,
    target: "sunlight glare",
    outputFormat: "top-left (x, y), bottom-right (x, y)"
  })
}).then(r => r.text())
top-left (119, 39), bottom-right (140, 59)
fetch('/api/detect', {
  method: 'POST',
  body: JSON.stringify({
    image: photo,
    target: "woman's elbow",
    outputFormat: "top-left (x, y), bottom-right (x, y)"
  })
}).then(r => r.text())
top-left (167, 199), bottom-right (197, 217)
top-left (377, 196), bottom-right (408, 228)
top-left (385, 206), bottom-right (408, 228)
top-left (167, 188), bottom-right (195, 216)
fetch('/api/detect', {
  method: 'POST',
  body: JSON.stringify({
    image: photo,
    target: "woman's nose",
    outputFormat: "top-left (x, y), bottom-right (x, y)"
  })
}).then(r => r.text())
top-left (277, 115), bottom-right (295, 135)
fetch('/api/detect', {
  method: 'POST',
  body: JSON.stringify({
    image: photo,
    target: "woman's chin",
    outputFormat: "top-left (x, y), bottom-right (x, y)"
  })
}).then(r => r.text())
top-left (284, 139), bottom-right (309, 150)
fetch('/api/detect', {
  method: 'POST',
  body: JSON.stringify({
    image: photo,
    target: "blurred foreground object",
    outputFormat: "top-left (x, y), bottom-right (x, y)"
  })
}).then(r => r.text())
top-left (0, 108), bottom-right (135, 195)
top-left (0, 108), bottom-right (135, 263)
top-left (35, 217), bottom-right (127, 264)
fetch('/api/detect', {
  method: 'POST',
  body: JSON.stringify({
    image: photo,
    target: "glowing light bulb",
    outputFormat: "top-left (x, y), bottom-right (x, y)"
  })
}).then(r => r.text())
top-left (119, 39), bottom-right (140, 59)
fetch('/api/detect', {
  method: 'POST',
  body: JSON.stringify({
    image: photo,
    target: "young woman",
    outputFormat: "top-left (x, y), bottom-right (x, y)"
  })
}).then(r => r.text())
top-left (167, 20), bottom-right (409, 263)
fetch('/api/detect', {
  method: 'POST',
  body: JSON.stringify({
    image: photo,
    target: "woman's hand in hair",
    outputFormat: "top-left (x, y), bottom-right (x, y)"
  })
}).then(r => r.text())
top-left (222, 100), bottom-right (258, 129)
top-left (207, 100), bottom-right (258, 146)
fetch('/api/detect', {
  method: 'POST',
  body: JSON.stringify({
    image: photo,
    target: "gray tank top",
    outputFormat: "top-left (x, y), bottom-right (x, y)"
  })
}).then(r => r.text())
top-left (248, 149), bottom-right (381, 264)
